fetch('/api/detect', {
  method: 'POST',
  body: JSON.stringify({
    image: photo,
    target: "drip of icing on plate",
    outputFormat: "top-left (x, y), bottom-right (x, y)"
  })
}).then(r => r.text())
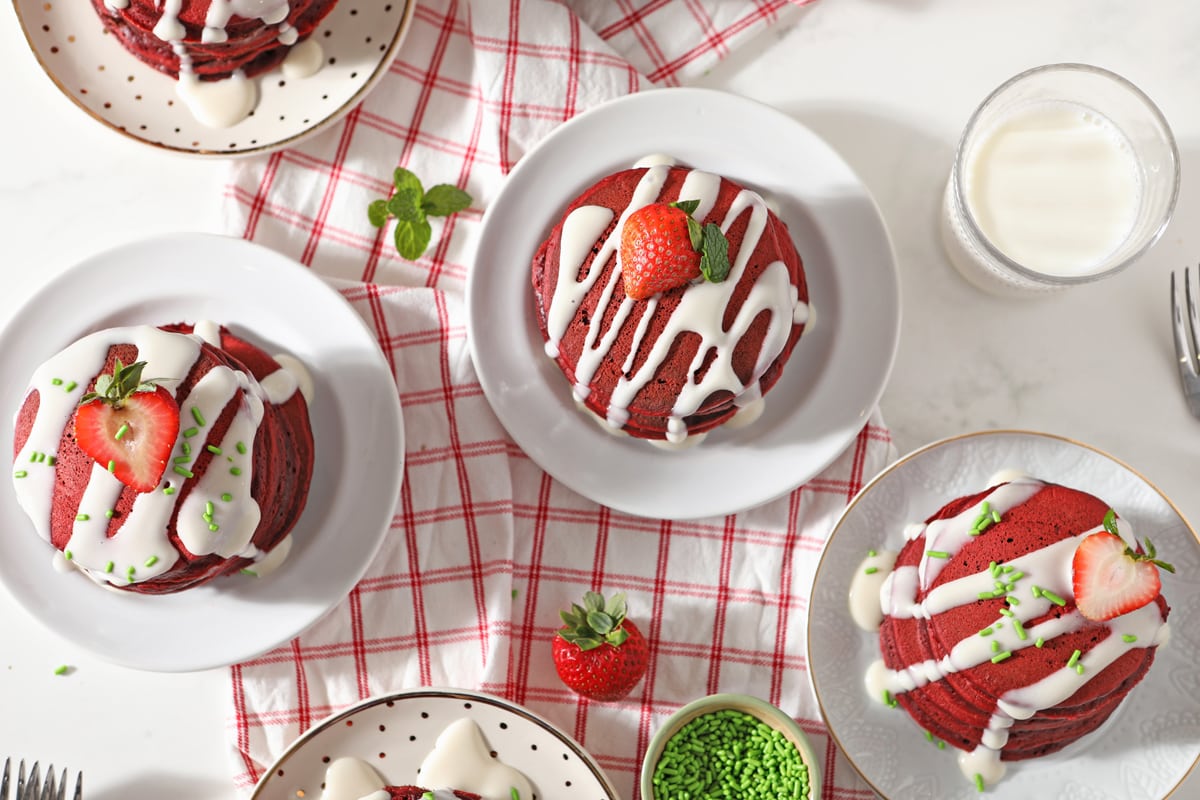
top-left (854, 476), bottom-right (1171, 789)
top-left (11, 323), bottom-right (306, 587)
top-left (98, 0), bottom-right (326, 128)
top-left (545, 155), bottom-right (809, 444)
top-left (319, 718), bottom-right (534, 800)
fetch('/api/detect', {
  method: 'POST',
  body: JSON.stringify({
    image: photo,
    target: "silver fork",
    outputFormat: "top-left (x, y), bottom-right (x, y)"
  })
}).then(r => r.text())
top-left (0, 759), bottom-right (82, 800)
top-left (1171, 266), bottom-right (1200, 419)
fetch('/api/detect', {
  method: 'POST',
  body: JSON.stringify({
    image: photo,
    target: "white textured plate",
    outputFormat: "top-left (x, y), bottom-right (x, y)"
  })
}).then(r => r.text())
top-left (250, 688), bottom-right (620, 799)
top-left (13, 0), bottom-right (415, 156)
top-left (0, 233), bottom-right (404, 671)
top-left (467, 87), bottom-right (900, 520)
top-left (808, 430), bottom-right (1200, 799)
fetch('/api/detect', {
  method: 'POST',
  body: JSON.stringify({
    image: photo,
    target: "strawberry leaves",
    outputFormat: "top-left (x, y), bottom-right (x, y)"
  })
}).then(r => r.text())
top-left (368, 167), bottom-right (473, 261)
top-left (80, 359), bottom-right (164, 407)
top-left (558, 591), bottom-right (630, 651)
top-left (669, 198), bottom-right (731, 286)
top-left (1072, 511), bottom-right (1174, 621)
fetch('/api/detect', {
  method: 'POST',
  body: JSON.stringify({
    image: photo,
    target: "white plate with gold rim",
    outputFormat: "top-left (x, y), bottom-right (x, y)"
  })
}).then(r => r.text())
top-left (467, 87), bottom-right (900, 520)
top-left (250, 688), bottom-right (620, 800)
top-left (0, 233), bottom-right (404, 671)
top-left (808, 430), bottom-right (1200, 799)
top-left (13, 0), bottom-right (415, 156)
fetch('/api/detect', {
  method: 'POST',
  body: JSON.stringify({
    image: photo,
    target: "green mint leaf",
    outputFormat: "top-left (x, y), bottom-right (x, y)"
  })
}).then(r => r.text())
top-left (685, 216), bottom-right (703, 251)
top-left (367, 199), bottom-right (390, 228)
top-left (422, 184), bottom-right (472, 217)
top-left (671, 199), bottom-right (700, 215)
top-left (392, 166), bottom-right (424, 201)
top-left (698, 223), bottom-right (731, 284)
top-left (1102, 509), bottom-right (1118, 536)
top-left (387, 188), bottom-right (425, 223)
top-left (393, 217), bottom-right (433, 260)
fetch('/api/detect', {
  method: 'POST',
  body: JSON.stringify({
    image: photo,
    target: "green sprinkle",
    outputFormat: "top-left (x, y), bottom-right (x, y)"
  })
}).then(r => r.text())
top-left (1007, 595), bottom-right (1020, 606)
top-left (51, 378), bottom-right (63, 385)
top-left (127, 565), bottom-right (136, 580)
top-left (991, 640), bottom-right (1002, 653)
top-left (1001, 564), bottom-right (1014, 573)
top-left (14, 470), bottom-right (27, 479)
top-left (47, 456), bottom-right (56, 466)
top-left (924, 729), bottom-right (934, 741)
top-left (206, 445), bottom-right (222, 455)
top-left (236, 441), bottom-right (247, 454)
top-left (105, 509), bottom-right (114, 518)
top-left (64, 550), bottom-right (72, 560)
top-left (191, 406), bottom-right (206, 426)
top-left (1005, 583), bottom-right (1016, 592)
top-left (115, 423), bottom-right (129, 440)
top-left (183, 427), bottom-right (199, 438)
top-left (511, 789), bottom-right (521, 800)
top-left (75, 513), bottom-right (90, 521)
top-left (867, 549), bottom-right (878, 557)
top-left (1035, 637), bottom-right (1045, 648)
top-left (1067, 649), bottom-right (1081, 668)
top-left (64, 381), bottom-right (77, 392)
top-left (1075, 663), bottom-right (1085, 675)
top-left (173, 466), bottom-right (194, 478)
top-left (107, 460), bottom-right (115, 473)
top-left (937, 739), bottom-right (946, 749)
top-left (999, 607), bottom-right (1014, 617)
top-left (882, 689), bottom-right (897, 707)
top-left (977, 592), bottom-right (995, 600)
top-left (1031, 585), bottom-right (1043, 598)
top-left (1012, 618), bottom-right (1027, 641)
top-left (29, 451), bottom-right (39, 462)
top-left (240, 568), bottom-right (259, 577)
top-left (974, 773), bottom-right (986, 792)
top-left (209, 523), bottom-right (219, 532)
top-left (145, 555), bottom-right (158, 567)
top-left (1008, 570), bottom-right (1024, 581)
top-left (104, 561), bottom-right (114, 573)
top-left (1122, 634), bottom-right (1138, 643)
top-left (230, 467), bottom-right (242, 476)
top-left (221, 493), bottom-right (233, 502)
top-left (173, 456), bottom-right (190, 465)
top-left (163, 486), bottom-right (176, 495)
top-left (989, 561), bottom-right (1000, 576)
top-left (54, 665), bottom-right (70, 676)
top-left (864, 566), bottom-right (879, 575)
top-left (979, 627), bottom-right (994, 637)
top-left (926, 550), bottom-right (951, 559)
top-left (205, 501), bottom-right (215, 516)
top-left (991, 651), bottom-right (1012, 663)
top-left (1041, 589), bottom-right (1067, 607)
top-left (182, 442), bottom-right (192, 457)
top-left (968, 527), bottom-right (982, 536)
top-left (992, 510), bottom-right (1002, 523)
top-left (982, 501), bottom-right (991, 514)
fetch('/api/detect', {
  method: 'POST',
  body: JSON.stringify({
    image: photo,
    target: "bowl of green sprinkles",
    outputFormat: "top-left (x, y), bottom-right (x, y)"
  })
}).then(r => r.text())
top-left (640, 693), bottom-right (822, 800)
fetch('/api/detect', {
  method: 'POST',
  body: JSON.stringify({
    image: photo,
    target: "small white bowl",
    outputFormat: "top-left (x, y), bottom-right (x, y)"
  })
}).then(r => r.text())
top-left (640, 693), bottom-right (822, 800)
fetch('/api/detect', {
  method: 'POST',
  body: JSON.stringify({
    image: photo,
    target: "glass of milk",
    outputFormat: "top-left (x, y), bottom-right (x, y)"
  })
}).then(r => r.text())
top-left (942, 63), bottom-right (1179, 295)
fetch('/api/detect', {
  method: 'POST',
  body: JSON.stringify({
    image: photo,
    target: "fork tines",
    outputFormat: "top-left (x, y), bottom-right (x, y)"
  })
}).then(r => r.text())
top-left (1, 759), bottom-right (81, 800)
top-left (1171, 267), bottom-right (1200, 419)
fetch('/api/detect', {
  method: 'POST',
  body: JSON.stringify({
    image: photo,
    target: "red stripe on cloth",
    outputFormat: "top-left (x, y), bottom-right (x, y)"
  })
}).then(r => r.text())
top-left (228, 663), bottom-right (259, 785)
top-left (347, 585), bottom-right (370, 700)
top-left (633, 520), bottom-right (674, 799)
top-left (704, 514), bottom-right (737, 694)
top-left (433, 290), bottom-right (491, 661)
top-left (563, 10), bottom-right (582, 120)
top-left (613, 0), bottom-right (675, 88)
top-left (512, 470), bottom-right (553, 705)
top-left (241, 150), bottom-right (283, 242)
top-left (289, 636), bottom-right (311, 734)
top-left (400, 464), bottom-right (433, 686)
top-left (594, 0), bottom-right (673, 40)
top-left (769, 486), bottom-right (803, 706)
top-left (681, 0), bottom-right (728, 60)
top-left (498, 0), bottom-right (523, 173)
top-left (300, 104), bottom-right (363, 267)
top-left (423, 78), bottom-right (484, 288)
top-left (400, 0), bottom-right (461, 168)
top-left (645, 0), bottom-right (790, 83)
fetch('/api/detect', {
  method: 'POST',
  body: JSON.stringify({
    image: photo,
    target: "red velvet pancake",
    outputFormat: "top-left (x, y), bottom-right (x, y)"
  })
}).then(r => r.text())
top-left (12, 323), bottom-right (314, 595)
top-left (90, 0), bottom-right (338, 81)
top-left (379, 788), bottom-right (481, 800)
top-left (875, 479), bottom-right (1169, 766)
top-left (531, 164), bottom-right (808, 444)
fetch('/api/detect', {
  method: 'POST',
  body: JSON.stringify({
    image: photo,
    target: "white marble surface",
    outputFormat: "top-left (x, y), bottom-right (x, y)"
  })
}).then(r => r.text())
top-left (1, 1), bottom-right (1197, 797)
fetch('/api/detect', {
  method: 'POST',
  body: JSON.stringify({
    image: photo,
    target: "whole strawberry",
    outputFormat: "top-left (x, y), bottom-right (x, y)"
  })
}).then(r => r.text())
top-left (73, 359), bottom-right (180, 493)
top-left (1072, 510), bottom-right (1174, 621)
top-left (619, 199), bottom-right (730, 300)
top-left (553, 591), bottom-right (649, 702)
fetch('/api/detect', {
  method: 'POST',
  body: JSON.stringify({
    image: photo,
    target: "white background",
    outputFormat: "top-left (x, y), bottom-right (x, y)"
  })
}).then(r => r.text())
top-left (1, 1), bottom-right (1197, 797)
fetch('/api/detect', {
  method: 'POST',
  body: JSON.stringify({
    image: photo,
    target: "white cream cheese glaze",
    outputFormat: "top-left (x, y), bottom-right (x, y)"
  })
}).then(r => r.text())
top-left (544, 161), bottom-right (808, 444)
top-left (417, 718), bottom-right (535, 800)
top-left (860, 477), bottom-right (1170, 789)
top-left (99, 0), bottom-right (325, 128)
top-left (11, 323), bottom-right (306, 588)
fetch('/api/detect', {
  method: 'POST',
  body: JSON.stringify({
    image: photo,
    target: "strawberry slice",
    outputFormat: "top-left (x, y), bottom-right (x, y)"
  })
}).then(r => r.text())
top-left (73, 359), bottom-right (180, 493)
top-left (619, 199), bottom-right (731, 300)
top-left (1072, 511), bottom-right (1175, 621)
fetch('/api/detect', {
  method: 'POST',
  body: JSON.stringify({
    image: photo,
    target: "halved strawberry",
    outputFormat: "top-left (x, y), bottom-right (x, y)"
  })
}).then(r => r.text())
top-left (619, 199), bottom-right (731, 300)
top-left (73, 359), bottom-right (180, 493)
top-left (1072, 511), bottom-right (1174, 621)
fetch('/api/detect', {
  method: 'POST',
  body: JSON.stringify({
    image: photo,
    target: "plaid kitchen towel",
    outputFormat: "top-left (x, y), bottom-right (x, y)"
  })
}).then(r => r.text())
top-left (223, 1), bottom-right (893, 798)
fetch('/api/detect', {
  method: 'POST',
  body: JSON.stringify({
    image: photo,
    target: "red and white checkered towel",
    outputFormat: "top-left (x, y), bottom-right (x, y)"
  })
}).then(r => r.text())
top-left (222, 1), bottom-right (894, 797)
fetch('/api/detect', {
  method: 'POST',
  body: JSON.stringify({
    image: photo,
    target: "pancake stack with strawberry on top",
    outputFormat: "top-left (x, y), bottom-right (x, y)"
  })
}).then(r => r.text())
top-left (866, 477), bottom-right (1172, 791)
top-left (531, 161), bottom-right (809, 446)
top-left (11, 322), bottom-right (314, 594)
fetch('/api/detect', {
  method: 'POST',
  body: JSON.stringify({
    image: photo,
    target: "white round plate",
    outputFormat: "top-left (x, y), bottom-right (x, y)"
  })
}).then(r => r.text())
top-left (13, 0), bottom-right (415, 156)
top-left (466, 87), bottom-right (900, 520)
top-left (250, 688), bottom-right (620, 799)
top-left (808, 430), bottom-right (1200, 799)
top-left (0, 233), bottom-right (404, 672)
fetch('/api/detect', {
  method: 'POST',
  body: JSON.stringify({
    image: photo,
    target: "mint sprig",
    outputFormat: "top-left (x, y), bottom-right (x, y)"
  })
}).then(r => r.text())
top-left (668, 198), bottom-right (731, 286)
top-left (368, 167), bottom-right (473, 261)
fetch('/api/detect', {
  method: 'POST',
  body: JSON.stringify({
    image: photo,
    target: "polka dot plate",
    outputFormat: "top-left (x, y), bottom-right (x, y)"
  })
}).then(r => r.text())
top-left (13, 0), bottom-right (415, 156)
top-left (250, 688), bottom-right (621, 800)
